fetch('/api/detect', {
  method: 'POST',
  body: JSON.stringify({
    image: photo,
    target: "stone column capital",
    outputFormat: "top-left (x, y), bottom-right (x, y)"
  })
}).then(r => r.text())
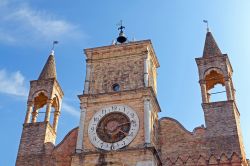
top-left (224, 76), bottom-right (231, 82)
top-left (27, 101), bottom-right (33, 106)
top-left (143, 96), bottom-right (151, 102)
top-left (143, 49), bottom-right (149, 55)
top-left (47, 99), bottom-right (54, 104)
top-left (80, 103), bottom-right (87, 110)
top-left (54, 110), bottom-right (60, 116)
top-left (199, 79), bottom-right (206, 84)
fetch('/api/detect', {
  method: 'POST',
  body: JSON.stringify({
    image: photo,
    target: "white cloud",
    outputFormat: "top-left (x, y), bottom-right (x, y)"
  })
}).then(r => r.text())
top-left (0, 1), bottom-right (83, 44)
top-left (62, 102), bottom-right (80, 118)
top-left (0, 68), bottom-right (79, 118)
top-left (0, 69), bottom-right (28, 97)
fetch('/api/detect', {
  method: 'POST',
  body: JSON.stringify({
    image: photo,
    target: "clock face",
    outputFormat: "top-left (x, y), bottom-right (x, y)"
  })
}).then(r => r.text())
top-left (88, 105), bottom-right (139, 151)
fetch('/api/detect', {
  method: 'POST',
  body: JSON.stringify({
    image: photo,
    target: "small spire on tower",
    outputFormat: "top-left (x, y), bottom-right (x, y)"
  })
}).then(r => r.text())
top-left (38, 41), bottom-right (59, 80)
top-left (202, 30), bottom-right (222, 58)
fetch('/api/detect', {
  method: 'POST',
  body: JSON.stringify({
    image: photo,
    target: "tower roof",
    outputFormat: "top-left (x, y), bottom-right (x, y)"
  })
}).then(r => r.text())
top-left (38, 51), bottom-right (57, 80)
top-left (203, 31), bottom-right (222, 57)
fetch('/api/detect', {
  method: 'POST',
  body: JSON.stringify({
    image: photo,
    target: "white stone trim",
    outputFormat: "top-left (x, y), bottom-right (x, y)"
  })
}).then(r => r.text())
top-left (76, 106), bottom-right (86, 153)
top-left (144, 48), bottom-right (150, 87)
top-left (84, 63), bottom-right (91, 94)
top-left (144, 98), bottom-right (151, 144)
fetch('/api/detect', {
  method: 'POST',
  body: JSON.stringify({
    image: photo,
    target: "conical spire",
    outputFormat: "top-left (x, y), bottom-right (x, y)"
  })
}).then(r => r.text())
top-left (203, 31), bottom-right (222, 57)
top-left (38, 51), bottom-right (57, 80)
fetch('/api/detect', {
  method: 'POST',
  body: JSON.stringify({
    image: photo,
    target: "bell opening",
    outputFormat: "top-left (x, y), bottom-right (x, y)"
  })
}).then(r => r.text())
top-left (117, 35), bottom-right (127, 43)
top-left (116, 22), bottom-right (127, 44)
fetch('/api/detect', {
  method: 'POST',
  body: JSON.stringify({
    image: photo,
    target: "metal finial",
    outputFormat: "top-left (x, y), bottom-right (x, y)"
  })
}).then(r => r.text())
top-left (51, 41), bottom-right (59, 55)
top-left (116, 20), bottom-right (127, 43)
top-left (117, 20), bottom-right (125, 32)
top-left (203, 20), bottom-right (209, 32)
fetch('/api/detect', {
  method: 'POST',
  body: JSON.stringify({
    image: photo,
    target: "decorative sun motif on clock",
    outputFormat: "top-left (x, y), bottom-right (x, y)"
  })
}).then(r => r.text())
top-left (88, 105), bottom-right (139, 151)
top-left (97, 112), bottom-right (131, 143)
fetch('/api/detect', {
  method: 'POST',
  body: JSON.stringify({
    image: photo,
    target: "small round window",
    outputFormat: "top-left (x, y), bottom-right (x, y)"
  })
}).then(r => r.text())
top-left (112, 83), bottom-right (120, 92)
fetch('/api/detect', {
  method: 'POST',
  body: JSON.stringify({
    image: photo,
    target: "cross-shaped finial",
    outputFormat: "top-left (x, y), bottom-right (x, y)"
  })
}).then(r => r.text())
top-left (117, 20), bottom-right (125, 32)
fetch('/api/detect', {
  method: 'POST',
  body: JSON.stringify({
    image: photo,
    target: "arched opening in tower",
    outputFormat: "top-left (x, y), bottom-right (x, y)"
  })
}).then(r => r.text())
top-left (205, 70), bottom-right (227, 102)
top-left (31, 92), bottom-right (59, 127)
top-left (33, 92), bottom-right (48, 122)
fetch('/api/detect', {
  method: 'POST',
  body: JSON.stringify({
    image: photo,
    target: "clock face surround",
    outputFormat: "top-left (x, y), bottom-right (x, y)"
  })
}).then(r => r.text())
top-left (88, 105), bottom-right (139, 151)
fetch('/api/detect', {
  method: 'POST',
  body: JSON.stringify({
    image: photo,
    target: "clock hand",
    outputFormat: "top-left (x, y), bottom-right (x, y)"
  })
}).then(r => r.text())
top-left (105, 123), bottom-right (128, 133)
top-left (118, 128), bottom-right (128, 136)
top-left (105, 120), bottom-right (133, 133)
top-left (117, 121), bottom-right (131, 127)
top-left (110, 121), bottom-right (131, 132)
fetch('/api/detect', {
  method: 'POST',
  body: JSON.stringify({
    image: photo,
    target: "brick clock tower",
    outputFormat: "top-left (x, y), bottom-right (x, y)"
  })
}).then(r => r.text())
top-left (15, 26), bottom-right (249, 166)
top-left (71, 27), bottom-right (162, 165)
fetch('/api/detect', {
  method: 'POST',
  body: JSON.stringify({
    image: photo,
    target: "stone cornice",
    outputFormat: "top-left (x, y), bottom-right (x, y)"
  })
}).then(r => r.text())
top-left (78, 87), bottom-right (161, 112)
top-left (84, 40), bottom-right (159, 68)
top-left (29, 78), bottom-right (64, 98)
top-left (76, 145), bottom-right (162, 166)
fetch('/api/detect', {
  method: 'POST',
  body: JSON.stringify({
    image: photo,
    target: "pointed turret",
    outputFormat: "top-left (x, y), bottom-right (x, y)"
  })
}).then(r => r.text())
top-left (203, 31), bottom-right (222, 57)
top-left (16, 46), bottom-right (64, 166)
top-left (38, 51), bottom-right (57, 80)
top-left (195, 29), bottom-right (248, 165)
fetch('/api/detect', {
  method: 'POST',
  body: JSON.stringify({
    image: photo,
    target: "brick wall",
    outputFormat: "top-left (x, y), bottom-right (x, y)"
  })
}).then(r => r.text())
top-left (158, 100), bottom-right (248, 166)
top-left (16, 122), bottom-right (56, 166)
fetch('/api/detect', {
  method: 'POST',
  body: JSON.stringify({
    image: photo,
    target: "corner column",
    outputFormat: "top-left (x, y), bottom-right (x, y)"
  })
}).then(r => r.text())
top-left (24, 102), bottom-right (33, 123)
top-left (144, 50), bottom-right (149, 87)
top-left (144, 97), bottom-right (151, 144)
top-left (53, 110), bottom-right (60, 132)
top-left (225, 78), bottom-right (234, 100)
top-left (84, 63), bottom-right (91, 94)
top-left (31, 107), bottom-right (39, 123)
top-left (200, 80), bottom-right (209, 103)
top-left (76, 104), bottom-right (87, 153)
top-left (44, 99), bottom-right (53, 122)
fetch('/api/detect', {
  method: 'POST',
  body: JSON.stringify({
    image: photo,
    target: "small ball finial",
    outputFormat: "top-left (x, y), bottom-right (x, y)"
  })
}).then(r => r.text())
top-left (50, 50), bottom-right (55, 56)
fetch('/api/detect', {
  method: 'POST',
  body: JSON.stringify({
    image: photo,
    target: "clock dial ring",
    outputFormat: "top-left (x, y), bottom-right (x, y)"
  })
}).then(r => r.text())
top-left (88, 105), bottom-right (139, 151)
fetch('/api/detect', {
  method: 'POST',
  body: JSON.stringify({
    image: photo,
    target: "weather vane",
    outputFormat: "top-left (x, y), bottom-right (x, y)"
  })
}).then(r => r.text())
top-left (203, 20), bottom-right (209, 32)
top-left (52, 41), bottom-right (59, 50)
top-left (50, 41), bottom-right (59, 55)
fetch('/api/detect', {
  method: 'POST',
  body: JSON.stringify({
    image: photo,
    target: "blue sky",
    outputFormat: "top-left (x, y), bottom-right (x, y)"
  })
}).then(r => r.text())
top-left (0, 0), bottom-right (250, 165)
